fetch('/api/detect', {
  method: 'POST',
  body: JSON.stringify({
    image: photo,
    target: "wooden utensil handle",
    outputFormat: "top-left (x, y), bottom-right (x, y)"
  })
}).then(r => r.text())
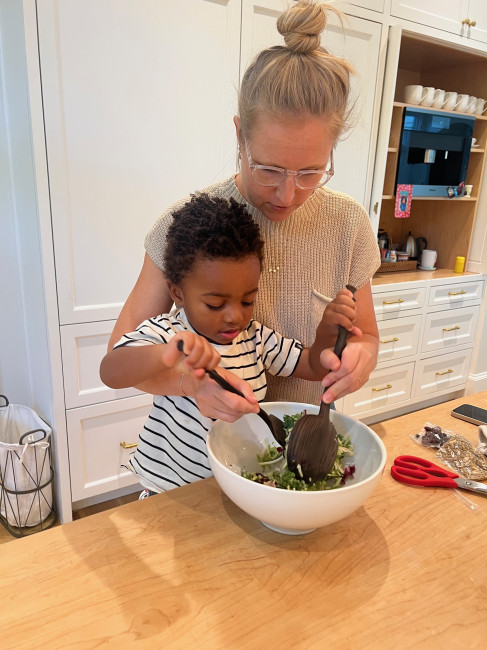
top-left (333, 285), bottom-right (356, 360)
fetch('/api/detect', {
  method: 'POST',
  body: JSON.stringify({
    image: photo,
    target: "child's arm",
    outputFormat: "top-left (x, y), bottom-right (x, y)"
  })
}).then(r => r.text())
top-left (293, 289), bottom-right (361, 381)
top-left (100, 331), bottom-right (221, 390)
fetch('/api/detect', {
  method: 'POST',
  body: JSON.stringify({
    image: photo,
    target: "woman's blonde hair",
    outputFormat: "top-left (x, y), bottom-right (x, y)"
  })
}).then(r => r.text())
top-left (238, 0), bottom-right (355, 142)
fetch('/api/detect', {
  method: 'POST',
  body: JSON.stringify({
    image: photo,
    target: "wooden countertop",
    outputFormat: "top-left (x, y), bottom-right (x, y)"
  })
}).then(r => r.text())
top-left (2, 393), bottom-right (487, 649)
top-left (372, 268), bottom-right (481, 285)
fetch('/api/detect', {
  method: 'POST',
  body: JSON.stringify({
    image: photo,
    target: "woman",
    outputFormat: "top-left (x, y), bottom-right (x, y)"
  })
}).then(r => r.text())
top-left (108, 0), bottom-right (380, 421)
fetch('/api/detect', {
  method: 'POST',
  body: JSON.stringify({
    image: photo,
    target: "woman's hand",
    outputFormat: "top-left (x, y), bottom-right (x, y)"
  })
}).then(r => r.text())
top-left (319, 282), bottom-right (379, 403)
top-left (188, 366), bottom-right (260, 422)
top-left (319, 337), bottom-right (377, 403)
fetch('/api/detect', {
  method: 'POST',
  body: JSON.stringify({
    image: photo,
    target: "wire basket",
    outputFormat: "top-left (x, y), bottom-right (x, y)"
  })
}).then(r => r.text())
top-left (0, 395), bottom-right (57, 537)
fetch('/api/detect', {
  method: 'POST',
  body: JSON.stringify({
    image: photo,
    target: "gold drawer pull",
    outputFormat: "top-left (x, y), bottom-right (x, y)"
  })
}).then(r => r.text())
top-left (383, 298), bottom-right (404, 305)
top-left (448, 290), bottom-right (467, 296)
top-left (435, 369), bottom-right (453, 376)
top-left (372, 384), bottom-right (392, 392)
top-left (380, 337), bottom-right (399, 344)
top-left (120, 441), bottom-right (137, 449)
top-left (442, 326), bottom-right (460, 332)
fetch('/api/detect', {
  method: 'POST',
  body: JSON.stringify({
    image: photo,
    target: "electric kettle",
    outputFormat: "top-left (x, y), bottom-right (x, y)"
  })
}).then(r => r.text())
top-left (402, 231), bottom-right (427, 259)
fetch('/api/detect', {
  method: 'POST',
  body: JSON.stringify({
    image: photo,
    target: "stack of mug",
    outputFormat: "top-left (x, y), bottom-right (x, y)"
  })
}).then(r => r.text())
top-left (404, 85), bottom-right (487, 115)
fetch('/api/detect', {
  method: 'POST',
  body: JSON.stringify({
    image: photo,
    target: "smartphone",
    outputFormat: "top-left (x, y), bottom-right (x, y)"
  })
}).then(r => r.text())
top-left (451, 403), bottom-right (487, 426)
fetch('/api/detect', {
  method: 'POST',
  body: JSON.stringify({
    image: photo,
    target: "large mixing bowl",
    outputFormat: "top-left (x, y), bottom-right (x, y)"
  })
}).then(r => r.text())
top-left (207, 402), bottom-right (386, 535)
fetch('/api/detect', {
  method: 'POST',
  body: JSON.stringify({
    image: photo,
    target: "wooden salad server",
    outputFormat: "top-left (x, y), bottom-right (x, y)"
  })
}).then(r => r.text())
top-left (176, 340), bottom-right (286, 446)
top-left (286, 286), bottom-right (356, 482)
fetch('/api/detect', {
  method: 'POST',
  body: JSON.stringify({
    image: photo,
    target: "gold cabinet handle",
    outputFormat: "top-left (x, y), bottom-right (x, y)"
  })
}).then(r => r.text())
top-left (372, 384), bottom-right (392, 392)
top-left (120, 441), bottom-right (137, 449)
top-left (462, 17), bottom-right (470, 25)
top-left (380, 337), bottom-right (399, 344)
top-left (448, 290), bottom-right (466, 296)
top-left (471, 19), bottom-right (477, 27)
top-left (435, 369), bottom-right (453, 376)
top-left (442, 326), bottom-right (460, 332)
top-left (383, 298), bottom-right (404, 305)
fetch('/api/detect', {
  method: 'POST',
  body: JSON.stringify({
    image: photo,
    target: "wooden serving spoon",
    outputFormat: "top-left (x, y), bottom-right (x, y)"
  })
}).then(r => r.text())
top-left (286, 287), bottom-right (356, 483)
top-left (176, 340), bottom-right (287, 446)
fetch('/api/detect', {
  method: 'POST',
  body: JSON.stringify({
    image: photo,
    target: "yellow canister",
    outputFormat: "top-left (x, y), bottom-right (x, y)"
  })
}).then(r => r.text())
top-left (454, 256), bottom-right (465, 273)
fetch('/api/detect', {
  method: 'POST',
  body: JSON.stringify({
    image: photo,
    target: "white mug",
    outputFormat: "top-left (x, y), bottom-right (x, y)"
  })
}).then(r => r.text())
top-left (404, 84), bottom-right (427, 105)
top-left (421, 249), bottom-right (437, 269)
top-left (419, 87), bottom-right (435, 107)
top-left (443, 91), bottom-right (458, 111)
top-left (475, 98), bottom-right (487, 115)
top-left (466, 96), bottom-right (477, 114)
top-left (455, 94), bottom-right (470, 113)
top-left (432, 89), bottom-right (446, 108)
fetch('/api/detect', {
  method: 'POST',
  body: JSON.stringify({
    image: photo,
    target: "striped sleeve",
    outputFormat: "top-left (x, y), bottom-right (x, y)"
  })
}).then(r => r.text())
top-left (113, 314), bottom-right (185, 349)
top-left (257, 323), bottom-right (303, 378)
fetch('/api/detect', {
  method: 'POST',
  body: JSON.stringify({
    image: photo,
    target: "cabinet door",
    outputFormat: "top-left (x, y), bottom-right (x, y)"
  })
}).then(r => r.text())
top-left (66, 394), bottom-right (153, 501)
top-left (60, 321), bottom-right (142, 409)
top-left (37, 0), bottom-right (241, 324)
top-left (240, 1), bottom-right (382, 208)
top-left (421, 306), bottom-right (479, 353)
top-left (390, 0), bottom-right (469, 36)
top-left (467, 0), bottom-right (487, 43)
top-left (414, 348), bottom-right (472, 397)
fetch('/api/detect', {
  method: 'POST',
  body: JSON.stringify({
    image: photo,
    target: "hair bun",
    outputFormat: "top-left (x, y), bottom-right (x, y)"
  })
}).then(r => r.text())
top-left (277, 0), bottom-right (327, 55)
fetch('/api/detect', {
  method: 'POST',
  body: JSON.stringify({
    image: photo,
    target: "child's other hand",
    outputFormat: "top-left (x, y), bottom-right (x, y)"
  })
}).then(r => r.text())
top-left (318, 288), bottom-right (362, 339)
top-left (162, 332), bottom-right (221, 378)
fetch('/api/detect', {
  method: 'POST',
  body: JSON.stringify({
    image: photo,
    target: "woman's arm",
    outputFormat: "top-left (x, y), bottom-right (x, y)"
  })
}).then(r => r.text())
top-left (319, 281), bottom-right (379, 403)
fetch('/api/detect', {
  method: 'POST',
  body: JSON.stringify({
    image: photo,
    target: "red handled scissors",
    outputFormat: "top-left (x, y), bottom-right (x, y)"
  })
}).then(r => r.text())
top-left (391, 455), bottom-right (487, 497)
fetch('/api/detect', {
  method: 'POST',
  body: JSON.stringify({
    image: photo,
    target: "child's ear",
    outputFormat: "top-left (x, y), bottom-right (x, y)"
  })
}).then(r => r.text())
top-left (167, 280), bottom-right (184, 307)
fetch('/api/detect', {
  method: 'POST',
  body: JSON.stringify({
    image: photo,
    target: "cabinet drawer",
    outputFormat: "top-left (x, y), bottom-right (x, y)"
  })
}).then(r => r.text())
top-left (413, 349), bottom-right (472, 398)
top-left (372, 287), bottom-right (426, 316)
top-left (377, 314), bottom-right (420, 362)
top-left (66, 394), bottom-right (152, 501)
top-left (421, 306), bottom-right (480, 354)
top-left (61, 321), bottom-right (142, 409)
top-left (428, 280), bottom-right (484, 308)
top-left (343, 362), bottom-right (414, 417)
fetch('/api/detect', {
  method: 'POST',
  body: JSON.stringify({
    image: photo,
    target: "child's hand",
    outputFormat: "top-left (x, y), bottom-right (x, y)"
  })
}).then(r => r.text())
top-left (317, 289), bottom-right (362, 340)
top-left (162, 332), bottom-right (221, 378)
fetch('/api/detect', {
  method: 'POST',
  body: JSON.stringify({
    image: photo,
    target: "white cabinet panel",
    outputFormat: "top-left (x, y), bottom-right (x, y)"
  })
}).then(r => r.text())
top-left (390, 0), bottom-right (469, 36)
top-left (372, 286), bottom-right (425, 316)
top-left (377, 314), bottom-right (421, 362)
top-left (240, 2), bottom-right (382, 207)
top-left (60, 321), bottom-right (142, 409)
top-left (414, 349), bottom-right (472, 397)
top-left (428, 279), bottom-right (484, 307)
top-left (66, 395), bottom-right (152, 501)
top-left (37, 0), bottom-right (241, 324)
top-left (343, 361), bottom-right (415, 416)
top-left (421, 307), bottom-right (480, 353)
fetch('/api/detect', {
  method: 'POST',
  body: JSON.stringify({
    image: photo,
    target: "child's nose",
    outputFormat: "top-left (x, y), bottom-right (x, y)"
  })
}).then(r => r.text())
top-left (224, 304), bottom-right (243, 325)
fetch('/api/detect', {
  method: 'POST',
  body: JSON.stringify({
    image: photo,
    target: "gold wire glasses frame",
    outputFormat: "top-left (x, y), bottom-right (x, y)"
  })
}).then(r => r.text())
top-left (244, 138), bottom-right (334, 190)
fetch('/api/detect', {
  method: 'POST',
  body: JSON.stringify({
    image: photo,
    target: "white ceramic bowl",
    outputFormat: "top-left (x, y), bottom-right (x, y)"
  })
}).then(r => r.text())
top-left (207, 402), bottom-right (387, 535)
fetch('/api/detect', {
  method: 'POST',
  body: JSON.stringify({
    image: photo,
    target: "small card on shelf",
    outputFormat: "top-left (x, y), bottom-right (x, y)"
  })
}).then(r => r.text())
top-left (395, 184), bottom-right (413, 218)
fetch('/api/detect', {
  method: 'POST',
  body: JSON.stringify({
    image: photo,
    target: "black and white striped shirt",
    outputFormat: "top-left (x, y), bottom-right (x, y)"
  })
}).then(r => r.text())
top-left (114, 308), bottom-right (303, 493)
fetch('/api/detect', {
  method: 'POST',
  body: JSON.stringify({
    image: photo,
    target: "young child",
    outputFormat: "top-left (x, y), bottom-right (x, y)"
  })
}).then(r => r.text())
top-left (100, 194), bottom-right (359, 495)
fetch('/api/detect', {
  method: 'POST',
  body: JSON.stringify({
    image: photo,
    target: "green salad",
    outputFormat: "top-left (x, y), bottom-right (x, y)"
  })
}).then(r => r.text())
top-left (242, 411), bottom-right (355, 491)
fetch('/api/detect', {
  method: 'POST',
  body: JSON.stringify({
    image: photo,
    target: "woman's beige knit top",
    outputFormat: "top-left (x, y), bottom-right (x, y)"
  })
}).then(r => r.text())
top-left (145, 177), bottom-right (380, 405)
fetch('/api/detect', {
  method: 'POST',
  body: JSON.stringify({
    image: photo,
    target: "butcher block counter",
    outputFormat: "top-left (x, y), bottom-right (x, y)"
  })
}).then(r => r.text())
top-left (2, 393), bottom-right (487, 649)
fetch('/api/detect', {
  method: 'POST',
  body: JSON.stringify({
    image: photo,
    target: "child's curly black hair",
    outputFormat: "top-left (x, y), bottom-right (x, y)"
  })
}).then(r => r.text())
top-left (163, 193), bottom-right (264, 285)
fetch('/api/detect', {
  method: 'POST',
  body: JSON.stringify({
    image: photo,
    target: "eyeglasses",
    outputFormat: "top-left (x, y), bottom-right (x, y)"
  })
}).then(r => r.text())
top-left (244, 138), bottom-right (334, 190)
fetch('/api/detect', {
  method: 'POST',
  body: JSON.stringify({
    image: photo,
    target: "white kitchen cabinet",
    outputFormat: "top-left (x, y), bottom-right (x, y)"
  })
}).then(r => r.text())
top-left (240, 1), bottom-right (383, 208)
top-left (390, 0), bottom-right (487, 44)
top-left (60, 321), bottom-right (141, 409)
top-left (66, 395), bottom-right (152, 501)
top-left (343, 272), bottom-right (484, 421)
top-left (38, 0), bottom-right (242, 325)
